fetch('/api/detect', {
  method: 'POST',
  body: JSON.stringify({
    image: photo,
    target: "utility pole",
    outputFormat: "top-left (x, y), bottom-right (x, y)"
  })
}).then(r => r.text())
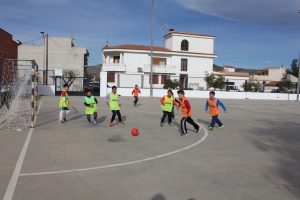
top-left (150, 0), bottom-right (154, 97)
top-left (297, 53), bottom-right (300, 101)
top-left (45, 34), bottom-right (49, 85)
top-left (297, 9), bottom-right (300, 101)
top-left (40, 32), bottom-right (45, 85)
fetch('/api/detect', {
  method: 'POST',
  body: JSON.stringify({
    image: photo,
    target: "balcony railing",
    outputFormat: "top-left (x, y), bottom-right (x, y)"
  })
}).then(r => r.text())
top-left (102, 63), bottom-right (126, 72)
top-left (143, 64), bottom-right (177, 74)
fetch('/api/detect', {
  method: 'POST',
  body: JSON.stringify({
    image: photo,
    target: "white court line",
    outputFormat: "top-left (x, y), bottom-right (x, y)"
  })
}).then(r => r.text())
top-left (20, 124), bottom-right (208, 177)
top-left (3, 101), bottom-right (42, 200)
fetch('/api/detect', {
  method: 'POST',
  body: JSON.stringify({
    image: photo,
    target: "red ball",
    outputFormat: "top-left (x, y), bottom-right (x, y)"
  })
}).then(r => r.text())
top-left (131, 128), bottom-right (139, 136)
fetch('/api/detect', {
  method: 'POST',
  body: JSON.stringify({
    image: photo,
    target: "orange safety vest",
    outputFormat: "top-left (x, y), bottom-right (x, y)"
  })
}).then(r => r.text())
top-left (132, 88), bottom-right (140, 96)
top-left (180, 97), bottom-right (192, 117)
top-left (207, 98), bottom-right (220, 116)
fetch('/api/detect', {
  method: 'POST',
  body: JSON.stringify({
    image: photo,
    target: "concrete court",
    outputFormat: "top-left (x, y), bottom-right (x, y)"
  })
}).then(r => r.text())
top-left (1, 95), bottom-right (300, 200)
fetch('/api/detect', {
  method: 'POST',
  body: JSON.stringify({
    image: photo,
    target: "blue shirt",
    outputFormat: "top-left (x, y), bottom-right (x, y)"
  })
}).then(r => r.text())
top-left (205, 97), bottom-right (227, 112)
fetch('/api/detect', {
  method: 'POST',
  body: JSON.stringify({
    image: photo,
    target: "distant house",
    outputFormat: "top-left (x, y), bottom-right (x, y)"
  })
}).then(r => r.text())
top-left (0, 28), bottom-right (21, 82)
top-left (213, 65), bottom-right (249, 91)
top-left (102, 29), bottom-right (217, 90)
top-left (253, 66), bottom-right (286, 82)
top-left (18, 37), bottom-right (88, 91)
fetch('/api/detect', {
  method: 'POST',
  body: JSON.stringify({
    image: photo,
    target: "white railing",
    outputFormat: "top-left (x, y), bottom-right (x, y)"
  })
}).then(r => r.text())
top-left (102, 63), bottom-right (126, 72)
top-left (143, 64), bottom-right (177, 74)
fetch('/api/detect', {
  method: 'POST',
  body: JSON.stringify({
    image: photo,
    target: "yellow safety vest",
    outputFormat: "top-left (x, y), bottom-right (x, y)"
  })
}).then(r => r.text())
top-left (59, 91), bottom-right (69, 108)
top-left (109, 92), bottom-right (120, 111)
top-left (161, 95), bottom-right (174, 112)
top-left (85, 96), bottom-right (97, 114)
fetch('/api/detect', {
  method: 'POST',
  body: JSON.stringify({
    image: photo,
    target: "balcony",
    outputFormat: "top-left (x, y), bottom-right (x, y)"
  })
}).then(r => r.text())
top-left (102, 63), bottom-right (126, 72)
top-left (143, 64), bottom-right (177, 74)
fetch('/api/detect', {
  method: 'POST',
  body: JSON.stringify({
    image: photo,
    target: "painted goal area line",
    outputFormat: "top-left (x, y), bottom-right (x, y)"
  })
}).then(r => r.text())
top-left (3, 106), bottom-right (208, 200)
top-left (3, 101), bottom-right (42, 200)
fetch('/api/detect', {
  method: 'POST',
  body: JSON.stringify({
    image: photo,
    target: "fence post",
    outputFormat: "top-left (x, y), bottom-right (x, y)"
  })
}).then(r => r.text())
top-left (30, 60), bottom-right (36, 128)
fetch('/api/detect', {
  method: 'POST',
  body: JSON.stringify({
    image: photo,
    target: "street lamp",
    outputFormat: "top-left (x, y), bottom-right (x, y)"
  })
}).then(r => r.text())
top-left (150, 0), bottom-right (154, 97)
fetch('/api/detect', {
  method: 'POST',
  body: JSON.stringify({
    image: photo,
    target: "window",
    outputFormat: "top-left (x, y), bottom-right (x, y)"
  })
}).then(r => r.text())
top-left (152, 57), bottom-right (166, 65)
top-left (161, 75), bottom-right (169, 84)
top-left (113, 56), bottom-right (120, 63)
top-left (150, 75), bottom-right (159, 84)
top-left (181, 59), bottom-right (188, 71)
top-left (181, 40), bottom-right (189, 51)
top-left (107, 72), bottom-right (115, 82)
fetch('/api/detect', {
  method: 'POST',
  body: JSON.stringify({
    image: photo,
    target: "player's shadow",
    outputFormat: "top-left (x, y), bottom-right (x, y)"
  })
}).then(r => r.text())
top-left (172, 121), bottom-right (198, 134)
top-left (96, 116), bottom-right (107, 123)
top-left (68, 114), bottom-right (86, 121)
top-left (135, 103), bottom-right (142, 107)
top-left (37, 109), bottom-right (59, 116)
top-left (151, 193), bottom-right (166, 200)
top-left (197, 118), bottom-right (210, 126)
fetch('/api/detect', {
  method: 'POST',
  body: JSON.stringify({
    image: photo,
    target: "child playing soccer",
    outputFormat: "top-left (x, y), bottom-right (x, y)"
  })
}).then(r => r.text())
top-left (105, 86), bottom-right (124, 127)
top-left (132, 85), bottom-right (141, 107)
top-left (205, 91), bottom-right (227, 130)
top-left (160, 89), bottom-right (176, 127)
top-left (59, 83), bottom-right (70, 123)
top-left (84, 88), bottom-right (98, 125)
top-left (177, 90), bottom-right (200, 136)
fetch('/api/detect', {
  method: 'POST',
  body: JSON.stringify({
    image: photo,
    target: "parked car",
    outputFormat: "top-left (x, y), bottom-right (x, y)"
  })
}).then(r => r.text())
top-left (226, 85), bottom-right (240, 92)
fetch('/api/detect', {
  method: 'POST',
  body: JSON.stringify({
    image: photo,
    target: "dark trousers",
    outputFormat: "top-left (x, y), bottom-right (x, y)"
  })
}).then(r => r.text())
top-left (133, 96), bottom-right (138, 105)
top-left (0, 92), bottom-right (10, 109)
top-left (210, 115), bottom-right (223, 128)
top-left (87, 112), bottom-right (97, 123)
top-left (161, 111), bottom-right (172, 124)
top-left (181, 117), bottom-right (199, 134)
top-left (111, 110), bottom-right (122, 122)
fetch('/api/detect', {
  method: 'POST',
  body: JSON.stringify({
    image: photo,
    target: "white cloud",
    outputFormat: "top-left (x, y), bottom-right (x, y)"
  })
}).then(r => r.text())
top-left (175, 0), bottom-right (300, 26)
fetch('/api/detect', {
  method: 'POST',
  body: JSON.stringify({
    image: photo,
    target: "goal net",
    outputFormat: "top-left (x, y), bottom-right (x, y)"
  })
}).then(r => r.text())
top-left (0, 59), bottom-right (38, 131)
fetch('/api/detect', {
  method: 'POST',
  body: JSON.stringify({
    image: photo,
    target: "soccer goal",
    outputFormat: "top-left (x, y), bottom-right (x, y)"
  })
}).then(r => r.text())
top-left (0, 59), bottom-right (39, 131)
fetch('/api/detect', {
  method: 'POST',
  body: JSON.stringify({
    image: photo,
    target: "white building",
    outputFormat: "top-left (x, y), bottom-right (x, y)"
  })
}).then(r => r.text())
top-left (19, 37), bottom-right (88, 79)
top-left (213, 66), bottom-right (249, 91)
top-left (102, 29), bottom-right (217, 90)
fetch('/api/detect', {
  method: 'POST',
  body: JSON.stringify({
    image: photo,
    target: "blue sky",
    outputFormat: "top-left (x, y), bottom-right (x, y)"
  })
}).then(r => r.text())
top-left (1, 0), bottom-right (300, 69)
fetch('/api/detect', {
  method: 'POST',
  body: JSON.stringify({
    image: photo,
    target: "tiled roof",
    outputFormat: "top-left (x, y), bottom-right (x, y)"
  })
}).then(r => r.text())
top-left (224, 65), bottom-right (236, 68)
top-left (103, 44), bottom-right (216, 56)
top-left (103, 44), bottom-right (171, 52)
top-left (164, 32), bottom-right (216, 38)
top-left (213, 71), bottom-right (250, 77)
top-left (266, 81), bottom-right (279, 86)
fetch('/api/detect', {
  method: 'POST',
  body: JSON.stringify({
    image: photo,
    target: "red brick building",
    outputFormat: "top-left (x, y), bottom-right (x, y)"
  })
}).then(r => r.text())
top-left (0, 28), bottom-right (20, 80)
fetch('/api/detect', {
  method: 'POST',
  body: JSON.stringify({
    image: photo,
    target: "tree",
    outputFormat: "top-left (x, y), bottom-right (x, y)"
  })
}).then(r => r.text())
top-left (242, 81), bottom-right (263, 92)
top-left (163, 79), bottom-right (179, 89)
top-left (204, 73), bottom-right (225, 90)
top-left (291, 59), bottom-right (299, 78)
top-left (277, 80), bottom-right (294, 92)
top-left (63, 70), bottom-right (78, 87)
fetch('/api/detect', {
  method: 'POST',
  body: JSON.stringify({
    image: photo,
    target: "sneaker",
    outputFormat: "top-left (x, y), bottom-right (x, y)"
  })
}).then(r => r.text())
top-left (196, 127), bottom-right (201, 133)
top-left (90, 122), bottom-right (94, 126)
top-left (208, 127), bottom-right (213, 131)
top-left (218, 125), bottom-right (224, 129)
top-left (93, 121), bottom-right (97, 125)
top-left (160, 122), bottom-right (164, 127)
top-left (180, 133), bottom-right (188, 136)
top-left (168, 122), bottom-right (173, 125)
top-left (63, 118), bottom-right (67, 122)
top-left (59, 120), bottom-right (64, 123)
top-left (109, 122), bottom-right (113, 127)
top-left (119, 121), bottom-right (125, 125)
